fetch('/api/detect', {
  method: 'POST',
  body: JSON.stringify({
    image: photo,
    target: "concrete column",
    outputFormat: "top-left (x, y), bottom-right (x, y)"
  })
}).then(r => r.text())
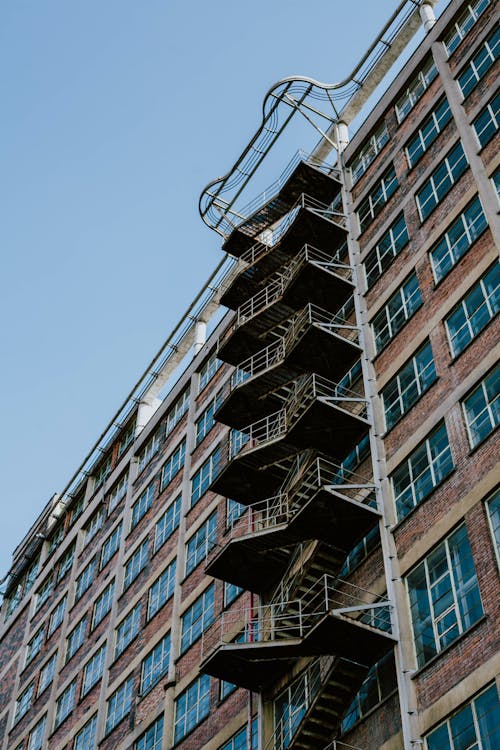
top-left (338, 151), bottom-right (421, 750)
top-left (431, 41), bottom-right (500, 249)
top-left (420, 2), bottom-right (437, 32)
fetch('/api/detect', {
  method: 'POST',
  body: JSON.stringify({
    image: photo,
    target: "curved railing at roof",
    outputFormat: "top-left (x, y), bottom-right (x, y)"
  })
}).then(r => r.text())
top-left (199, 0), bottom-right (427, 238)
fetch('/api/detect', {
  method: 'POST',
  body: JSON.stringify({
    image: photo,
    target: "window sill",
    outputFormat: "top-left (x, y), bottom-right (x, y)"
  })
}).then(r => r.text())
top-left (370, 300), bottom-right (424, 365)
top-left (411, 615), bottom-right (487, 679)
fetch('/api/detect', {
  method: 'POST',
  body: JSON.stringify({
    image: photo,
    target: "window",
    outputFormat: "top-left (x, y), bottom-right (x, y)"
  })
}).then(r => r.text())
top-left (407, 524), bottom-right (483, 667)
top-left (100, 522), bottom-right (122, 569)
top-left (167, 387), bottom-right (190, 433)
top-left (135, 715), bottom-right (164, 750)
top-left (93, 456), bottom-right (111, 490)
top-left (226, 498), bottom-right (246, 528)
top-left (364, 213), bottom-right (409, 288)
top-left (35, 574), bottom-right (54, 612)
top-left (429, 196), bottom-right (487, 282)
top-left (382, 340), bottom-right (437, 430)
top-left (123, 540), bottom-right (149, 590)
top-left (84, 509), bottom-right (104, 546)
top-left (48, 595), bottom-right (67, 636)
top-left (198, 353), bottom-right (222, 392)
top-left (444, 0), bottom-right (490, 55)
top-left (74, 714), bottom-right (98, 750)
top-left (416, 141), bottom-right (468, 221)
top-left (486, 489), bottom-right (500, 567)
top-left (493, 167), bottom-right (500, 203)
top-left (473, 91), bottom-right (500, 148)
top-left (118, 420), bottom-right (136, 457)
top-left (66, 616), bottom-right (87, 662)
top-left (458, 26), bottom-right (500, 98)
top-left (180, 584), bottom-right (215, 653)
top-left (340, 526), bottom-right (380, 578)
top-left (38, 652), bottom-right (57, 695)
top-left (107, 473), bottom-right (128, 513)
top-left (196, 390), bottom-right (223, 445)
top-left (426, 682), bottom-right (500, 749)
top-left (148, 559), bottom-right (177, 619)
top-left (82, 643), bottom-right (106, 696)
top-left (341, 653), bottom-right (397, 733)
top-left (220, 720), bottom-right (258, 750)
top-left (28, 715), bottom-right (46, 750)
top-left (115, 603), bottom-right (142, 657)
top-left (47, 524), bottom-right (64, 555)
top-left (395, 56), bottom-right (438, 122)
top-left (25, 627), bottom-right (44, 665)
top-left (131, 482), bottom-right (155, 529)
top-left (357, 164), bottom-right (398, 233)
top-left (105, 677), bottom-right (134, 735)
top-left (446, 263), bottom-right (499, 357)
top-left (34, 575), bottom-right (53, 612)
top-left (224, 581), bottom-right (243, 607)
top-left (68, 495), bottom-right (85, 525)
top-left (154, 495), bottom-right (181, 551)
top-left (392, 422), bottom-right (454, 522)
top-left (463, 365), bottom-right (500, 448)
top-left (54, 679), bottom-right (76, 728)
top-left (185, 512), bottom-right (217, 575)
top-left (230, 428), bottom-right (249, 458)
top-left (173, 674), bottom-right (211, 743)
top-left (92, 580), bottom-right (115, 628)
top-left (372, 272), bottom-right (422, 353)
top-left (160, 439), bottom-right (186, 491)
top-left (190, 448), bottom-right (221, 507)
top-left (274, 664), bottom-right (319, 750)
top-left (56, 543), bottom-right (75, 582)
top-left (406, 97), bottom-right (452, 168)
top-left (141, 632), bottom-right (171, 694)
top-left (350, 122), bottom-right (389, 184)
top-left (137, 431), bottom-right (161, 474)
top-left (220, 680), bottom-right (237, 701)
top-left (75, 559), bottom-right (95, 600)
top-left (13, 682), bottom-right (35, 724)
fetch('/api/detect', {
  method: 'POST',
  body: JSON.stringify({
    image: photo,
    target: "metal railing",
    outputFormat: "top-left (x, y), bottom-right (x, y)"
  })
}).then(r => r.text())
top-left (234, 244), bottom-right (352, 328)
top-left (234, 149), bottom-right (340, 231)
top-left (232, 303), bottom-right (359, 387)
top-left (267, 656), bottom-right (334, 750)
top-left (235, 374), bottom-right (367, 452)
top-left (207, 457), bottom-right (377, 564)
top-left (201, 573), bottom-right (392, 659)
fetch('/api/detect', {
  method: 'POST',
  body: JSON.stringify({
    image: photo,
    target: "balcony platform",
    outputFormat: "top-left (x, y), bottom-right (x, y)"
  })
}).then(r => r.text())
top-left (217, 325), bottom-right (361, 429)
top-left (206, 487), bottom-right (379, 593)
top-left (222, 162), bottom-right (342, 258)
top-left (219, 267), bottom-right (354, 366)
top-left (201, 610), bottom-right (394, 692)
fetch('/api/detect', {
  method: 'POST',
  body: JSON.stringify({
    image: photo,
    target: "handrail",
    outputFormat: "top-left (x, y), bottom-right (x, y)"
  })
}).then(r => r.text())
top-left (206, 456), bottom-right (377, 563)
top-left (231, 303), bottom-right (359, 387)
top-left (234, 243), bottom-right (352, 328)
top-left (199, 0), bottom-right (429, 237)
top-left (201, 572), bottom-right (392, 659)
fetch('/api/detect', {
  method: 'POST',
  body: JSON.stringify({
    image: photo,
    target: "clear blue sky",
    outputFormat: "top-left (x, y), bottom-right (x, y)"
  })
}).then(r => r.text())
top-left (0, 1), bottom-right (420, 581)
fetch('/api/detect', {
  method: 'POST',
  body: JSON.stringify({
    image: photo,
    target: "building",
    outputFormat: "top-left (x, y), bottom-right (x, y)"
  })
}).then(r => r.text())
top-left (0, 1), bottom-right (498, 749)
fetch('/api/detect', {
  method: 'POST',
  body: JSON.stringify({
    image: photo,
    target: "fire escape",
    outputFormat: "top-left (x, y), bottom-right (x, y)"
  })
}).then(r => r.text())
top-left (201, 154), bottom-right (395, 750)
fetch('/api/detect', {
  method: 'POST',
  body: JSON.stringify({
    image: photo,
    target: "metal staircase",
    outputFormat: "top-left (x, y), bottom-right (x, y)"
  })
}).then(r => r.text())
top-left (201, 148), bottom-right (392, 749)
